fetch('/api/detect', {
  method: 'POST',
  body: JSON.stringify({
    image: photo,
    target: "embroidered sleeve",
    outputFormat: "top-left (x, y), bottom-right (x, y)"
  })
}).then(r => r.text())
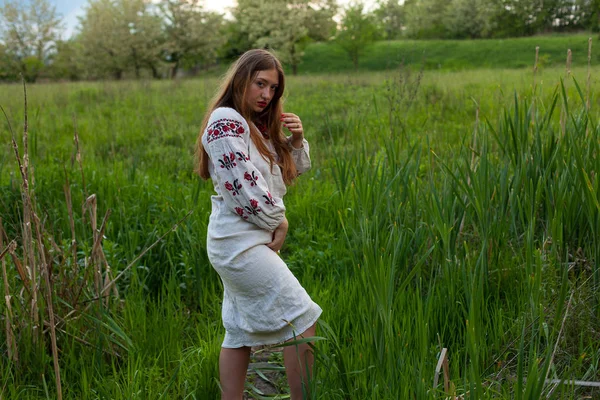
top-left (288, 137), bottom-right (311, 175)
top-left (203, 110), bottom-right (286, 231)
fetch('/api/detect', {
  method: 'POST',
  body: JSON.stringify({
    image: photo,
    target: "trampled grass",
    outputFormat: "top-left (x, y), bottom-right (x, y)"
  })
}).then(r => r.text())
top-left (1, 64), bottom-right (600, 398)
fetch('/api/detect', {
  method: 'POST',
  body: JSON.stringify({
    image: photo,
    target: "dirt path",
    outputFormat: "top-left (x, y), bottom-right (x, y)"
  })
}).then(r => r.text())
top-left (243, 346), bottom-right (288, 399)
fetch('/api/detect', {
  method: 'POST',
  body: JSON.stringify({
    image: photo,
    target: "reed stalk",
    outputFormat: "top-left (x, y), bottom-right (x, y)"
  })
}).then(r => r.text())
top-left (587, 38), bottom-right (592, 112)
top-left (533, 46), bottom-right (539, 87)
top-left (1, 219), bottom-right (18, 364)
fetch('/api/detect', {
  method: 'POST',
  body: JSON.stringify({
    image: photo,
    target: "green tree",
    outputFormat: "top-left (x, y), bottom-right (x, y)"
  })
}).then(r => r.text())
top-left (77, 0), bottom-right (164, 79)
top-left (233, 0), bottom-right (336, 75)
top-left (0, 43), bottom-right (19, 81)
top-left (159, 0), bottom-right (226, 79)
top-left (0, 0), bottom-right (62, 81)
top-left (335, 2), bottom-right (379, 71)
top-left (572, 0), bottom-right (600, 31)
top-left (443, 0), bottom-right (496, 38)
top-left (373, 0), bottom-right (405, 40)
top-left (122, 0), bottom-right (165, 78)
top-left (77, 0), bottom-right (130, 79)
top-left (403, 0), bottom-right (449, 38)
top-left (47, 39), bottom-right (84, 81)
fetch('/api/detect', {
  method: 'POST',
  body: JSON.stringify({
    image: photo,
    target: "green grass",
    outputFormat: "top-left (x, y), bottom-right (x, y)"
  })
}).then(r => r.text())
top-left (1, 64), bottom-right (600, 398)
top-left (300, 34), bottom-right (599, 73)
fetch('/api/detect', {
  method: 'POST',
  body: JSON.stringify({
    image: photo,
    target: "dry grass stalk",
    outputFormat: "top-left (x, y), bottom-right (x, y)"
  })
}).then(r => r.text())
top-left (63, 174), bottom-right (78, 284)
top-left (16, 79), bottom-right (41, 340)
top-left (6, 243), bottom-right (31, 295)
top-left (22, 80), bottom-right (63, 399)
top-left (433, 347), bottom-right (451, 393)
top-left (80, 195), bottom-right (117, 305)
top-left (1, 219), bottom-right (18, 364)
top-left (544, 292), bottom-right (574, 385)
top-left (83, 195), bottom-right (102, 296)
top-left (1, 79), bottom-right (64, 399)
top-left (533, 46), bottom-right (539, 88)
top-left (71, 124), bottom-right (87, 198)
top-left (2, 79), bottom-right (187, 398)
top-left (566, 49), bottom-right (572, 76)
top-left (31, 212), bottom-right (63, 400)
top-left (0, 105), bottom-right (41, 334)
top-left (532, 47), bottom-right (540, 129)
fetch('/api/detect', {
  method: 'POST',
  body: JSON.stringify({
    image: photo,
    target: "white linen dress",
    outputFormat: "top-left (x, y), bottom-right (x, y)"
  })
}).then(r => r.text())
top-left (202, 107), bottom-right (322, 348)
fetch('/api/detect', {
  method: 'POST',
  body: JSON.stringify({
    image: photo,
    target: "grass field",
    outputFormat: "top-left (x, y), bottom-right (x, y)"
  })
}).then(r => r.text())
top-left (1, 59), bottom-right (600, 398)
top-left (300, 34), bottom-right (599, 73)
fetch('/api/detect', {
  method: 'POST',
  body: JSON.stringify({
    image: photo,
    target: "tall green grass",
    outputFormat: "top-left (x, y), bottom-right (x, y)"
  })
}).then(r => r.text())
top-left (1, 65), bottom-right (600, 398)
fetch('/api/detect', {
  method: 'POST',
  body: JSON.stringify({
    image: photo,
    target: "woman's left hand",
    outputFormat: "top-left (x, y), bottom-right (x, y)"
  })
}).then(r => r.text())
top-left (281, 113), bottom-right (304, 146)
top-left (267, 217), bottom-right (289, 253)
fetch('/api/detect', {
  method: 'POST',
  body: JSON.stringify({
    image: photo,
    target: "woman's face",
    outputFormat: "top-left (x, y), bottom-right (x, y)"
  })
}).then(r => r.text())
top-left (245, 69), bottom-right (279, 114)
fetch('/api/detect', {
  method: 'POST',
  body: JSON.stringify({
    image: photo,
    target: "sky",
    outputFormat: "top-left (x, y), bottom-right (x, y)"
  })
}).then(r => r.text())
top-left (55, 0), bottom-right (239, 38)
top-left (51, 0), bottom-right (372, 39)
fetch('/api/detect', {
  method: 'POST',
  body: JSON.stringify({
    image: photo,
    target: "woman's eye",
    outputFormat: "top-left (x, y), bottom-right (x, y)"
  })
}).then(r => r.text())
top-left (257, 82), bottom-right (264, 87)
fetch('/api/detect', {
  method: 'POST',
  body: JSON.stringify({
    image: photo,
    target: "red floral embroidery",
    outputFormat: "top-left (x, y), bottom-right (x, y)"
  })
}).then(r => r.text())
top-left (244, 170), bottom-right (259, 186)
top-left (206, 118), bottom-right (246, 143)
top-left (224, 179), bottom-right (242, 196)
top-left (235, 207), bottom-right (248, 220)
top-left (245, 198), bottom-right (262, 215)
top-left (218, 152), bottom-right (237, 170)
top-left (263, 192), bottom-right (276, 206)
top-left (236, 151), bottom-right (250, 162)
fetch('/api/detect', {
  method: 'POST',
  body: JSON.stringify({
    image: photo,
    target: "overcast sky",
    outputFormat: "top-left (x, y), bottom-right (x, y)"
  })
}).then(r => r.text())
top-left (51, 0), bottom-right (374, 39)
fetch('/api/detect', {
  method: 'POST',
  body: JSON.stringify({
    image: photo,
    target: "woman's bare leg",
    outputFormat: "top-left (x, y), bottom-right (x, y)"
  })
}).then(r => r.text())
top-left (283, 322), bottom-right (317, 400)
top-left (219, 346), bottom-right (251, 400)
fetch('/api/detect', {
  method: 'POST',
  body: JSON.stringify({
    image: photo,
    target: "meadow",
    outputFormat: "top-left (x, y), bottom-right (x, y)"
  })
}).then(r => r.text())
top-left (301, 34), bottom-right (599, 73)
top-left (1, 51), bottom-right (600, 398)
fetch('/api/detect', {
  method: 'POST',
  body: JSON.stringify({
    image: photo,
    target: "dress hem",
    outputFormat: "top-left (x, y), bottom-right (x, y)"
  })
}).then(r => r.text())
top-left (221, 307), bottom-right (322, 349)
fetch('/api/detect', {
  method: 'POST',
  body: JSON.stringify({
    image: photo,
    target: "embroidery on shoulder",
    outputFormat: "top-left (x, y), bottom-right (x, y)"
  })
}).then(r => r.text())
top-left (206, 118), bottom-right (246, 143)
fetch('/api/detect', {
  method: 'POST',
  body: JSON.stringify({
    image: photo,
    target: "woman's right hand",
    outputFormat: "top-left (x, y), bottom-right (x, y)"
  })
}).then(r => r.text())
top-left (267, 217), bottom-right (288, 253)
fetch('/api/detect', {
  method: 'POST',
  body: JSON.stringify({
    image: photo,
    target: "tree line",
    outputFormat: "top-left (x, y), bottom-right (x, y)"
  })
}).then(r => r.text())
top-left (1, 0), bottom-right (599, 82)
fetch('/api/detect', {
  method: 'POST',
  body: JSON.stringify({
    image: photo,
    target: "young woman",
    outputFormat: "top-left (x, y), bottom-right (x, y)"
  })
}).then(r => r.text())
top-left (195, 49), bottom-right (322, 400)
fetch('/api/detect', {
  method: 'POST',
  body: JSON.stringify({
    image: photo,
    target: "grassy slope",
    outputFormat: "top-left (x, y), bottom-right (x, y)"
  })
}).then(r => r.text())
top-left (299, 33), bottom-right (599, 74)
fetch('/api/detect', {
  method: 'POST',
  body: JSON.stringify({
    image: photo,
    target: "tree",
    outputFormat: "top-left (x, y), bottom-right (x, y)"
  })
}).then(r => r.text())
top-left (443, 0), bottom-right (496, 38)
top-left (305, 0), bottom-right (338, 41)
top-left (77, 0), bottom-right (129, 79)
top-left (233, 0), bottom-right (337, 75)
top-left (0, 0), bottom-right (62, 81)
top-left (77, 0), bottom-right (164, 80)
top-left (336, 2), bottom-right (379, 71)
top-left (403, 0), bottom-right (449, 38)
top-left (158, 0), bottom-right (226, 79)
top-left (0, 43), bottom-right (20, 81)
top-left (47, 39), bottom-right (84, 81)
top-left (373, 0), bottom-right (405, 40)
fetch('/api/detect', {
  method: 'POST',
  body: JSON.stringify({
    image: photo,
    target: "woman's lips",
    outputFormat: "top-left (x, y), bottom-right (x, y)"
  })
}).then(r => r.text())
top-left (257, 101), bottom-right (267, 108)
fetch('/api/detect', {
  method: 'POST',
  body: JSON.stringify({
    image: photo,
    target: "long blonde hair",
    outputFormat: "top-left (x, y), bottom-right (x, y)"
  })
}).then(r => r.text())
top-left (195, 49), bottom-right (298, 185)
